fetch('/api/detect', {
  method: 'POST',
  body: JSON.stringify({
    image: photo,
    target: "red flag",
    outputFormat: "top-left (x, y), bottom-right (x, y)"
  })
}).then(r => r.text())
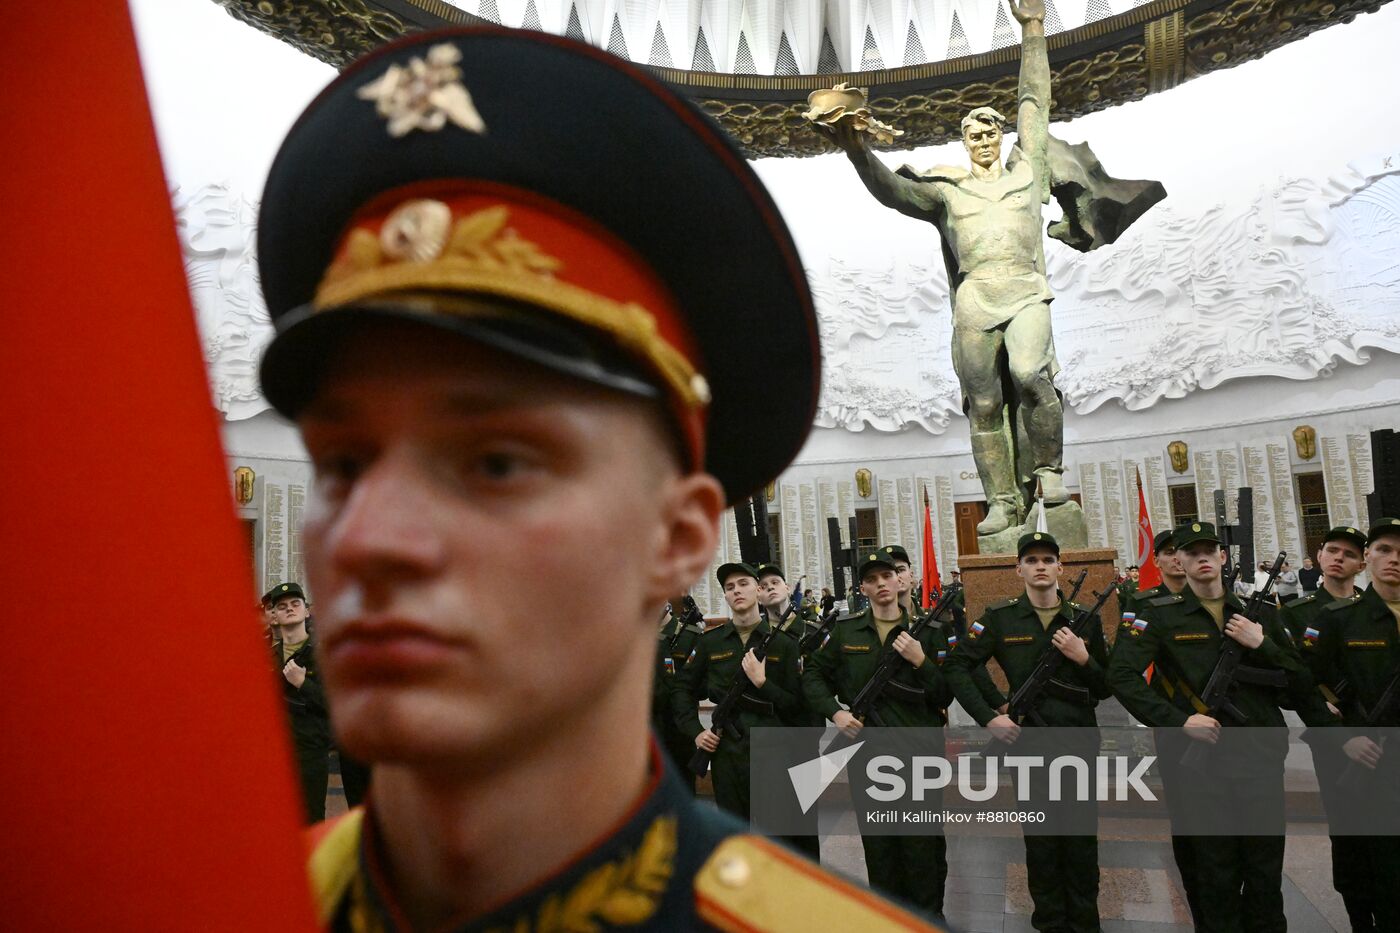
top-left (1135, 468), bottom-right (1162, 590)
top-left (921, 486), bottom-right (941, 608)
top-left (0, 5), bottom-right (317, 929)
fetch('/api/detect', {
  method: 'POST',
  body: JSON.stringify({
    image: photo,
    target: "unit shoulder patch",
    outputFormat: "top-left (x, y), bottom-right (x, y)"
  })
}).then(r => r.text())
top-left (1148, 593), bottom-right (1185, 607)
top-left (694, 834), bottom-right (943, 933)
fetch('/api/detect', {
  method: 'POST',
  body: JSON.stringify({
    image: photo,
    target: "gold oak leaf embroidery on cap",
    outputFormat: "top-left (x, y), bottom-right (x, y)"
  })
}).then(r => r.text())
top-left (357, 43), bottom-right (487, 138)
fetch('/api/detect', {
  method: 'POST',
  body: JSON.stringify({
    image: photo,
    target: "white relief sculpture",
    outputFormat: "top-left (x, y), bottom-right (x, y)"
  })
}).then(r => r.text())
top-left (176, 156), bottom-right (1399, 430)
top-left (175, 182), bottom-right (274, 421)
top-left (812, 153), bottom-right (1400, 431)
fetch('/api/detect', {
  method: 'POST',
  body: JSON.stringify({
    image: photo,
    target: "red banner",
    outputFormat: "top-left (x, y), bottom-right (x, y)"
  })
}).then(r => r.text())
top-left (1136, 469), bottom-right (1162, 590)
top-left (0, 5), bottom-right (318, 928)
top-left (921, 487), bottom-right (941, 608)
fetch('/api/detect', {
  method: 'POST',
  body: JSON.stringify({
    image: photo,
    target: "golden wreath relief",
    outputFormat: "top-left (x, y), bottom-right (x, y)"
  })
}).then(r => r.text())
top-left (802, 83), bottom-right (903, 146)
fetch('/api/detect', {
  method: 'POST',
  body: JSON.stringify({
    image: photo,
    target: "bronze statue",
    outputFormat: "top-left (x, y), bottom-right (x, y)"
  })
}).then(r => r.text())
top-left (809, 0), bottom-right (1164, 541)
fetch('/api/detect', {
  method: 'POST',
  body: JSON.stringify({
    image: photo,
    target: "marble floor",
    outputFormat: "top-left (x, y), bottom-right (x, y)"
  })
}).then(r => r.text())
top-left (815, 815), bottom-right (1348, 932)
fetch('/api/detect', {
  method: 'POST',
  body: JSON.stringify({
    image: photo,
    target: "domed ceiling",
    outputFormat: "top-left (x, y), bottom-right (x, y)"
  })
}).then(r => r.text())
top-left (219, 0), bottom-right (1388, 155)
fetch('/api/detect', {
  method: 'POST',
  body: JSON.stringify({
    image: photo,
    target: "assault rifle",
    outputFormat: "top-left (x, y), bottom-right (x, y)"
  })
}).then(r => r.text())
top-left (664, 596), bottom-right (704, 655)
top-left (821, 583), bottom-right (963, 754)
top-left (982, 573), bottom-right (1112, 756)
top-left (1181, 550), bottom-right (1288, 770)
top-left (800, 606), bottom-right (842, 656)
top-left (689, 588), bottom-right (806, 777)
top-left (1337, 665), bottom-right (1400, 793)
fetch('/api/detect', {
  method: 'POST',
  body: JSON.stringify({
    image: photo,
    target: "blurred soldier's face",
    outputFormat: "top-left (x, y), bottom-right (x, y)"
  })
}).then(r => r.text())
top-left (272, 596), bottom-right (309, 626)
top-left (1317, 540), bottom-right (1363, 582)
top-left (1157, 546), bottom-right (1186, 582)
top-left (298, 322), bottom-right (721, 767)
top-left (1129, 568), bottom-right (1140, 582)
top-left (893, 561), bottom-right (913, 596)
top-left (723, 574), bottom-right (759, 614)
top-left (963, 121), bottom-right (1003, 169)
top-left (860, 568), bottom-right (899, 609)
top-left (1016, 548), bottom-right (1061, 592)
top-left (757, 574), bottom-right (788, 609)
top-left (1365, 535), bottom-right (1400, 588)
top-left (1181, 543), bottom-right (1225, 584)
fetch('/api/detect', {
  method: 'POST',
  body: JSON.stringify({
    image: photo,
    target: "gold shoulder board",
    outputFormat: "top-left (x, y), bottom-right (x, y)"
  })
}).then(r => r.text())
top-left (694, 835), bottom-right (946, 932)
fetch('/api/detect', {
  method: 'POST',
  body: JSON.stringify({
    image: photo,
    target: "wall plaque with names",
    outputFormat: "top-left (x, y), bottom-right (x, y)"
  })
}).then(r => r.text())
top-left (1348, 434), bottom-right (1374, 522)
top-left (800, 483), bottom-right (821, 590)
top-left (1077, 462), bottom-right (1107, 549)
top-left (1242, 444), bottom-right (1279, 559)
top-left (287, 483), bottom-right (306, 587)
top-left (1267, 443), bottom-right (1303, 561)
top-left (934, 474), bottom-right (956, 570)
top-left (897, 478), bottom-right (918, 574)
top-left (878, 479), bottom-right (900, 548)
top-left (263, 482), bottom-right (285, 586)
top-left (1143, 455), bottom-right (1172, 535)
top-left (1193, 450), bottom-right (1219, 526)
top-left (780, 484), bottom-right (802, 583)
top-left (1321, 435), bottom-right (1358, 528)
top-left (818, 479), bottom-right (837, 592)
top-left (1216, 447), bottom-right (1242, 523)
top-left (1101, 460), bottom-right (1128, 563)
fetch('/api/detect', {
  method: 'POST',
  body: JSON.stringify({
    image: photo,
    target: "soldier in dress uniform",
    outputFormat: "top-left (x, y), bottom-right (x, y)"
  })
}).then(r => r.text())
top-left (883, 543), bottom-right (1006, 716)
top-left (756, 562), bottom-right (822, 648)
top-left (1111, 525), bottom-right (1202, 923)
top-left (265, 582), bottom-right (331, 823)
top-left (803, 550), bottom-right (954, 921)
top-left (259, 27), bottom-right (946, 932)
top-left (944, 532), bottom-right (1108, 932)
top-left (1106, 522), bottom-right (1330, 932)
top-left (1308, 518), bottom-right (1400, 930)
top-left (749, 561), bottom-right (824, 861)
top-left (655, 597), bottom-right (707, 794)
top-left (673, 562), bottom-right (803, 825)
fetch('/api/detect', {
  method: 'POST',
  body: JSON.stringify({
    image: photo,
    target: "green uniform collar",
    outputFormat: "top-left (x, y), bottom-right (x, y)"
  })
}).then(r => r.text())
top-left (1179, 584), bottom-right (1244, 618)
top-left (852, 605), bottom-right (909, 634)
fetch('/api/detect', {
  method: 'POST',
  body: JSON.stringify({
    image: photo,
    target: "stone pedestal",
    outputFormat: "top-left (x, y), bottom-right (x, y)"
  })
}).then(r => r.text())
top-left (977, 499), bottom-right (1089, 555)
top-left (957, 547), bottom-right (1124, 691)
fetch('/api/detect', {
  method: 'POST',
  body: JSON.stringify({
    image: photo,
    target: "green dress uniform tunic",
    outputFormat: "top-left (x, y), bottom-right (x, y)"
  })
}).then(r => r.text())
top-left (802, 607), bottom-right (954, 919)
top-left (1309, 586), bottom-right (1400, 930)
top-left (272, 635), bottom-right (331, 823)
top-left (944, 594), bottom-right (1109, 933)
top-left (654, 614), bottom-right (706, 794)
top-left (1107, 588), bottom-right (1328, 933)
top-left (770, 607), bottom-right (826, 862)
top-left (671, 620), bottom-right (803, 823)
top-left (1108, 582), bottom-right (1209, 925)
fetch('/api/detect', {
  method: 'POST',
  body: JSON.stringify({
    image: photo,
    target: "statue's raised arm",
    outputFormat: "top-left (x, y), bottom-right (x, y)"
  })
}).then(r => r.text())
top-left (1010, 0), bottom-right (1051, 203)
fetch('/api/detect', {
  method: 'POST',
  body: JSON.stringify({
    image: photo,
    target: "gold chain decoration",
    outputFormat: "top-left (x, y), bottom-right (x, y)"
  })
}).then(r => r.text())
top-left (485, 815), bottom-right (677, 933)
